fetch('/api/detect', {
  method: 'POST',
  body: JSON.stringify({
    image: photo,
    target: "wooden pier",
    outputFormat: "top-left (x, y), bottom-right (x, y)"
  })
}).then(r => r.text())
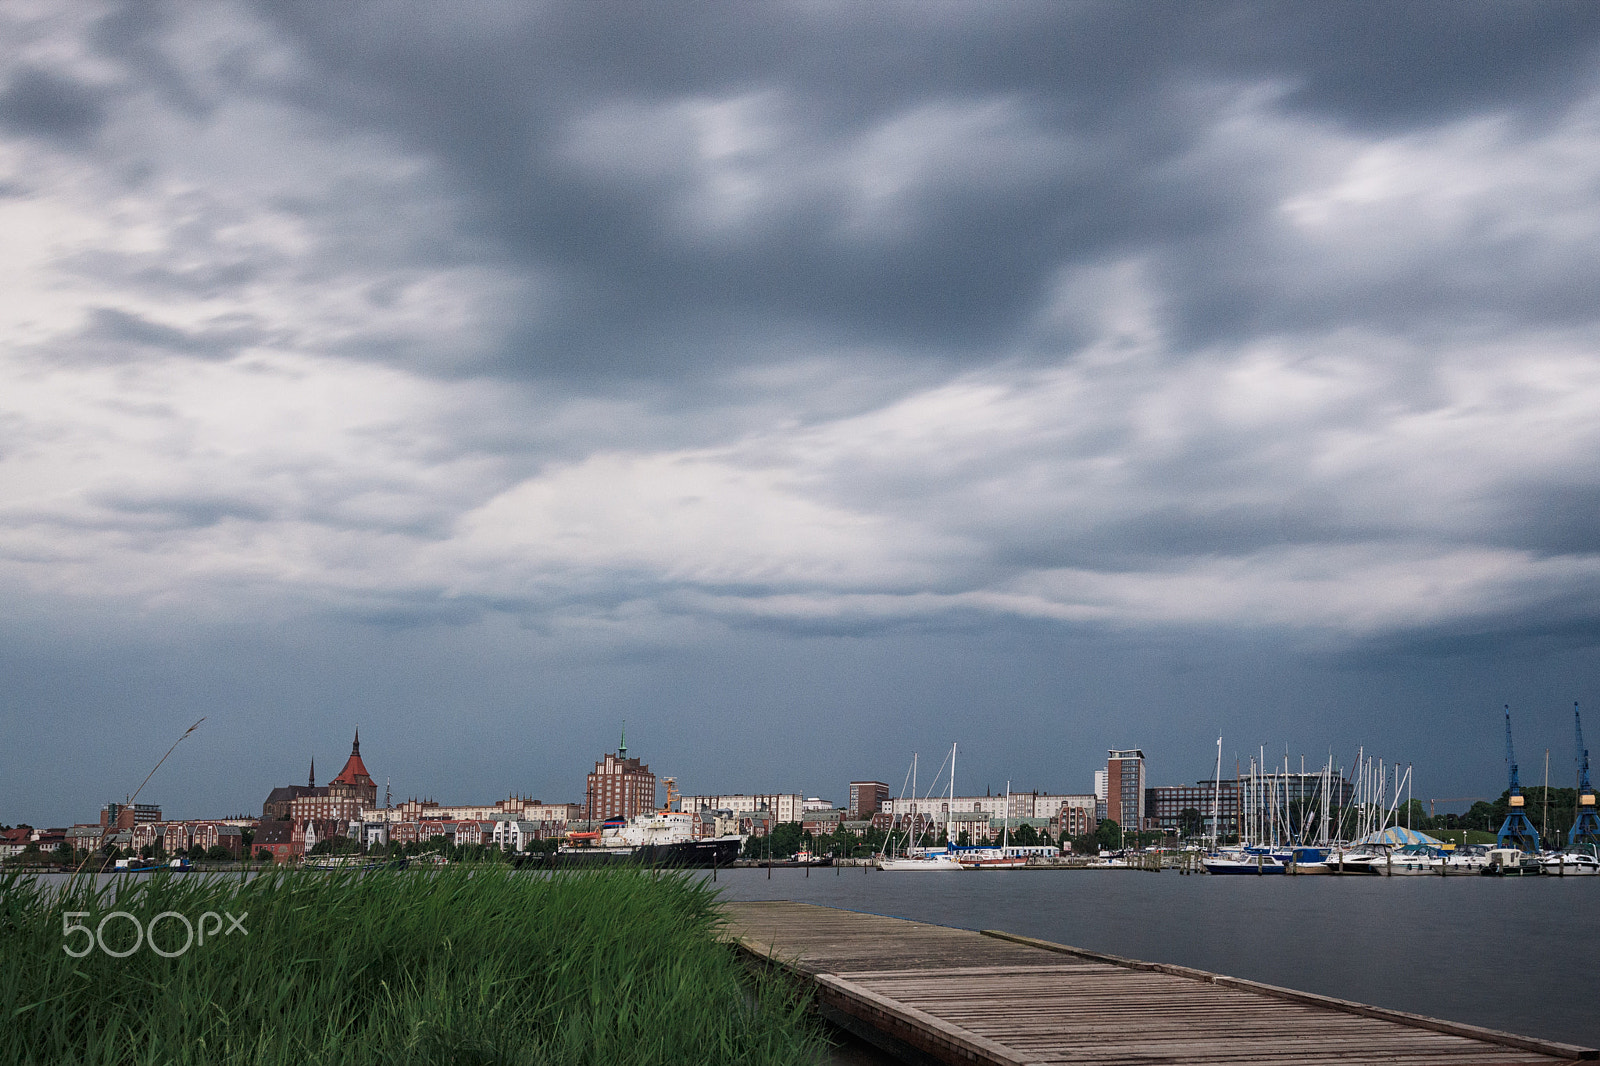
top-left (723, 901), bottom-right (1596, 1066)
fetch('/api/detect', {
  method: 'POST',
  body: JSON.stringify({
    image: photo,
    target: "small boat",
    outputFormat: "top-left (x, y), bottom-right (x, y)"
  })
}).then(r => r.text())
top-left (877, 744), bottom-right (963, 872)
top-left (1326, 847), bottom-right (1389, 874)
top-left (1201, 847), bottom-right (1286, 874)
top-left (1539, 851), bottom-right (1600, 876)
top-left (1481, 847), bottom-right (1542, 876)
top-left (112, 857), bottom-right (166, 873)
top-left (1271, 846), bottom-right (1332, 873)
top-left (952, 846), bottom-right (1028, 869)
top-left (877, 850), bottom-right (964, 871)
top-left (1386, 844), bottom-right (1445, 875)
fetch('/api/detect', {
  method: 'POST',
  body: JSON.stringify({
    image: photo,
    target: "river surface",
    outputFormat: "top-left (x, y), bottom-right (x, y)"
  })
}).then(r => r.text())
top-left (706, 865), bottom-right (1600, 1050)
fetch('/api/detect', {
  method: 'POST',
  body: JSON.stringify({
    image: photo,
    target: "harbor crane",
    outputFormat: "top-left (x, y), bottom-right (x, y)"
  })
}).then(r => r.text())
top-left (1571, 702), bottom-right (1600, 850)
top-left (1496, 705), bottom-right (1540, 853)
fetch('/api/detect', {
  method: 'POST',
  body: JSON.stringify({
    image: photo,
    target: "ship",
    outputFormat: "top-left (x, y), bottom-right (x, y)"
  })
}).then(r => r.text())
top-left (542, 810), bottom-right (744, 869)
top-left (539, 779), bottom-right (745, 869)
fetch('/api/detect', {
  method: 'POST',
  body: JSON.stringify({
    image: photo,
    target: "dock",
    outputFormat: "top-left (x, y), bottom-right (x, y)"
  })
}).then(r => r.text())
top-left (723, 901), bottom-right (1596, 1066)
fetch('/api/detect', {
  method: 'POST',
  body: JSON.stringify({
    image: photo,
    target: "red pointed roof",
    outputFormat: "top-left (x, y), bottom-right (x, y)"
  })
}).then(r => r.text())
top-left (330, 730), bottom-right (373, 788)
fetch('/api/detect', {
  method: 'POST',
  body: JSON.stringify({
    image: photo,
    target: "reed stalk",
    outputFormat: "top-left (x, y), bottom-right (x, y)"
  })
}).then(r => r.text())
top-left (0, 867), bottom-right (824, 1065)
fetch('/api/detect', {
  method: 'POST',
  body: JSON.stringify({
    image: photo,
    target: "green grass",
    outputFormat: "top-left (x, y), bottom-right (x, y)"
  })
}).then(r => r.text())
top-left (1430, 829), bottom-right (1498, 846)
top-left (1, 867), bottom-right (826, 1066)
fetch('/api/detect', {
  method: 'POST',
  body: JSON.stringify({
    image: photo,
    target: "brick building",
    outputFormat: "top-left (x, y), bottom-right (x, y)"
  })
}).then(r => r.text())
top-left (848, 781), bottom-right (889, 821)
top-left (585, 736), bottom-right (657, 821)
top-left (1106, 749), bottom-right (1146, 830)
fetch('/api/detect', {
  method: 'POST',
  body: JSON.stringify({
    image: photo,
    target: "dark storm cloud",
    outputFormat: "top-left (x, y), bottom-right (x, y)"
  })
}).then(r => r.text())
top-left (242, 1), bottom-right (1600, 382)
top-left (0, 66), bottom-right (105, 142)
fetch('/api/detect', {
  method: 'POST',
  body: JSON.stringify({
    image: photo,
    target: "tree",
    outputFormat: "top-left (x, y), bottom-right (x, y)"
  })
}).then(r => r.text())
top-left (256, 848), bottom-right (273, 862)
top-left (1012, 824), bottom-right (1040, 847)
top-left (206, 845), bottom-right (233, 861)
top-left (1095, 819), bottom-right (1122, 853)
top-left (1069, 833), bottom-right (1099, 855)
top-left (743, 821), bottom-right (806, 859)
top-left (1177, 808), bottom-right (1204, 838)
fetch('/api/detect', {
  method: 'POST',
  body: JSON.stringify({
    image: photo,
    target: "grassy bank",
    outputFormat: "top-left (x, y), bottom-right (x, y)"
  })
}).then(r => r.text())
top-left (0, 867), bottom-right (825, 1065)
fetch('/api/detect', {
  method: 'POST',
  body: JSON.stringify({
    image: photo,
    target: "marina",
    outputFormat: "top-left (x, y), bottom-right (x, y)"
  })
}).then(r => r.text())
top-left (724, 900), bottom-right (1596, 1066)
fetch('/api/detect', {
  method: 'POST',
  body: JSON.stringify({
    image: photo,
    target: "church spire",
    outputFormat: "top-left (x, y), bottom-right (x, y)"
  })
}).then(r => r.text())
top-left (309, 757), bottom-right (315, 788)
top-left (352, 728), bottom-right (360, 756)
top-left (619, 720), bottom-right (627, 759)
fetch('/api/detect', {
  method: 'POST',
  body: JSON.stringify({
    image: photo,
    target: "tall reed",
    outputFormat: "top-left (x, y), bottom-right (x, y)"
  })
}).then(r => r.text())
top-left (0, 867), bottom-right (825, 1065)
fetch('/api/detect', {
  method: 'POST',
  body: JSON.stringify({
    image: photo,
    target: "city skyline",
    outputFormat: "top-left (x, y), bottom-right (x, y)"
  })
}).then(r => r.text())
top-left (4, 3), bottom-right (1600, 826)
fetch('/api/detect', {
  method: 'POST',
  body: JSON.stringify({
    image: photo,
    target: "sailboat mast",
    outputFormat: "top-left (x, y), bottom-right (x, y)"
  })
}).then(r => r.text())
top-left (1211, 737), bottom-right (1223, 848)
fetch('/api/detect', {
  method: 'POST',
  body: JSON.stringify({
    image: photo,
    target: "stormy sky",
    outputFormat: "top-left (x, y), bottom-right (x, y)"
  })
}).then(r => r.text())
top-left (4, 1), bottom-right (1600, 827)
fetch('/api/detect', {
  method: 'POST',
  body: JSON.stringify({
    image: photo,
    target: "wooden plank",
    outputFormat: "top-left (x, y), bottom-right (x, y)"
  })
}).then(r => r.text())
top-left (979, 929), bottom-right (1597, 1063)
top-left (722, 902), bottom-right (1590, 1066)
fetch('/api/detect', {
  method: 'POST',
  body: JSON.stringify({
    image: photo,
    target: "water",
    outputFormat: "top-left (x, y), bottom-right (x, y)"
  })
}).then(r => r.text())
top-left (708, 865), bottom-right (1600, 1050)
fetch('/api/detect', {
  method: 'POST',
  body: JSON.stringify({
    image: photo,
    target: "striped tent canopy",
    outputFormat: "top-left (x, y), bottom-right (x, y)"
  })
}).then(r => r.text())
top-left (1353, 826), bottom-right (1446, 847)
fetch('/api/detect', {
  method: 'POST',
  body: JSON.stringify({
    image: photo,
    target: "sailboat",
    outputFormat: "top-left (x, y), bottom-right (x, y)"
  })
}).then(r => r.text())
top-left (956, 780), bottom-right (1028, 869)
top-left (877, 744), bottom-right (963, 871)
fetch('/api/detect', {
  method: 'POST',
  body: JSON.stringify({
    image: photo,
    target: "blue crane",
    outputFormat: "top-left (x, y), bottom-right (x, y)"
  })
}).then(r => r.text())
top-left (1571, 702), bottom-right (1600, 851)
top-left (1496, 705), bottom-right (1540, 853)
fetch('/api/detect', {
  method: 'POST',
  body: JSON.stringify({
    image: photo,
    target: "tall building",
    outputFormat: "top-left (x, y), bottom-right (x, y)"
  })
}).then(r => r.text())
top-left (848, 781), bottom-right (889, 821)
top-left (100, 803), bottom-right (161, 829)
top-left (1106, 749), bottom-right (1146, 830)
top-left (328, 730), bottom-right (378, 809)
top-left (282, 732), bottom-right (379, 829)
top-left (585, 734), bottom-right (657, 821)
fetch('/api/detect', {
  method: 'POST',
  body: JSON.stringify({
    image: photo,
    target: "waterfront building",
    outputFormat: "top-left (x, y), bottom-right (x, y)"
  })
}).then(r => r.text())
top-left (0, 826), bottom-right (31, 859)
top-left (1106, 750), bottom-right (1146, 830)
top-left (492, 820), bottom-right (543, 852)
top-left (676, 793), bottom-right (803, 829)
top-left (262, 761), bottom-right (318, 821)
top-left (65, 824), bottom-right (103, 852)
top-left (1145, 780), bottom-right (1241, 838)
top-left (848, 781), bottom-right (890, 821)
top-left (1237, 770), bottom-right (1354, 841)
top-left (585, 736), bottom-right (658, 821)
top-left (880, 792), bottom-right (1089, 841)
top-left (360, 797), bottom-right (582, 826)
top-left (100, 802), bottom-right (161, 829)
top-left (31, 828), bottom-right (67, 852)
top-left (801, 797), bottom-right (834, 812)
top-left (1093, 769), bottom-right (1108, 823)
top-left (285, 732), bottom-right (377, 828)
top-left (800, 808), bottom-right (844, 835)
top-left (1037, 794), bottom-right (1097, 838)
top-left (328, 731), bottom-right (378, 808)
top-left (254, 820), bottom-right (297, 862)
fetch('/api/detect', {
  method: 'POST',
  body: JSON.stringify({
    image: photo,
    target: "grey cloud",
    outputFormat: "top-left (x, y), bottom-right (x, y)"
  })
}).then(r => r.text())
top-left (76, 307), bottom-right (269, 362)
top-left (0, 66), bottom-right (105, 141)
top-left (235, 2), bottom-right (1600, 387)
top-left (88, 490), bottom-right (274, 530)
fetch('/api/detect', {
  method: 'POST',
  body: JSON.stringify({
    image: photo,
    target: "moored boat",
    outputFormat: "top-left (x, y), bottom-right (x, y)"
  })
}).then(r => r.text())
top-left (1481, 847), bottom-right (1542, 876)
top-left (1539, 851), bottom-right (1600, 876)
top-left (1201, 847), bottom-right (1286, 874)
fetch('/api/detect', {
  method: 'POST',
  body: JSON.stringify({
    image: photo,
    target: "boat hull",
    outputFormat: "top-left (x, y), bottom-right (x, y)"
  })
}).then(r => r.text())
top-left (1201, 857), bottom-right (1285, 874)
top-left (877, 856), bottom-right (963, 871)
top-left (543, 837), bottom-right (743, 870)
